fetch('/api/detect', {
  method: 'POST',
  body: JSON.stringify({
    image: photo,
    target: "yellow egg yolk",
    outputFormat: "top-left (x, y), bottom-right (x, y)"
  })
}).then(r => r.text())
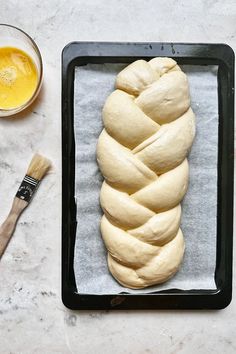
top-left (0, 47), bottom-right (38, 110)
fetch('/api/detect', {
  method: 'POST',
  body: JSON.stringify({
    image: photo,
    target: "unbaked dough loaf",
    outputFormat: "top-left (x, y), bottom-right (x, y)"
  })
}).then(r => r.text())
top-left (97, 57), bottom-right (195, 289)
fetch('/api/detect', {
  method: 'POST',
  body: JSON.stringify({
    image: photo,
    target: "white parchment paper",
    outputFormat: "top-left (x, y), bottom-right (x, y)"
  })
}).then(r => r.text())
top-left (73, 64), bottom-right (218, 294)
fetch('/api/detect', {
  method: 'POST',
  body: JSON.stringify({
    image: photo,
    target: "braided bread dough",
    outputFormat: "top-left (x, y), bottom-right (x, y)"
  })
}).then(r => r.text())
top-left (97, 57), bottom-right (196, 289)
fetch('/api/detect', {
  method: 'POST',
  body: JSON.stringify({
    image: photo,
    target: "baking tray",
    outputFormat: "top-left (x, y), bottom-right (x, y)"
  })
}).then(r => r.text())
top-left (61, 42), bottom-right (234, 310)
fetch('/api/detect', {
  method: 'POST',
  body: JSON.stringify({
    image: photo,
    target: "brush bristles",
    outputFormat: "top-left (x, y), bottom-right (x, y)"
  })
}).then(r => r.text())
top-left (26, 154), bottom-right (51, 180)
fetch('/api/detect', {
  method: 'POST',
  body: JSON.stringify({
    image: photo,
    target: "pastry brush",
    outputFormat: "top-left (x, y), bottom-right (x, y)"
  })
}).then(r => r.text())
top-left (0, 154), bottom-right (51, 259)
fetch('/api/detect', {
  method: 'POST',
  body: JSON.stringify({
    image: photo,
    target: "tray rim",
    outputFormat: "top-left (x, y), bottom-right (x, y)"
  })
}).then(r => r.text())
top-left (61, 41), bottom-right (234, 310)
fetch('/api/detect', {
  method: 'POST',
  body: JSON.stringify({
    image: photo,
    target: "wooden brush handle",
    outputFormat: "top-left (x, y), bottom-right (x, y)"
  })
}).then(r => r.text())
top-left (0, 197), bottom-right (28, 259)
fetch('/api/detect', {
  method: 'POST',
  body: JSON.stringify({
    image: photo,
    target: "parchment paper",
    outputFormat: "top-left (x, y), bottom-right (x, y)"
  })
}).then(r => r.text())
top-left (73, 63), bottom-right (218, 294)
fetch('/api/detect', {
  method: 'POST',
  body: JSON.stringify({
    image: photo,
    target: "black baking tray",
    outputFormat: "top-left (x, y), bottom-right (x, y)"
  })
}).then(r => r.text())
top-left (62, 42), bottom-right (234, 310)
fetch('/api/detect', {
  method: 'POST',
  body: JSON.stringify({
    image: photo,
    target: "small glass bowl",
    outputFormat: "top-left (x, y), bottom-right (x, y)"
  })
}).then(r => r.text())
top-left (0, 24), bottom-right (43, 117)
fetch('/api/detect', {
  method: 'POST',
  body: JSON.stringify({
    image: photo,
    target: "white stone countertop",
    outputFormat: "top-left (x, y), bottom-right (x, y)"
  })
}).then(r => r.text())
top-left (0, 1), bottom-right (235, 353)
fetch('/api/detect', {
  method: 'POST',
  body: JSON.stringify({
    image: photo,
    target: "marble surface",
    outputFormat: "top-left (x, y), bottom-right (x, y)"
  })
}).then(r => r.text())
top-left (0, 1), bottom-right (235, 353)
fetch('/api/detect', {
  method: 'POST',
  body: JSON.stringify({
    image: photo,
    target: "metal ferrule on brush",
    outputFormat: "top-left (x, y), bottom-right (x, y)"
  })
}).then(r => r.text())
top-left (16, 175), bottom-right (40, 203)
